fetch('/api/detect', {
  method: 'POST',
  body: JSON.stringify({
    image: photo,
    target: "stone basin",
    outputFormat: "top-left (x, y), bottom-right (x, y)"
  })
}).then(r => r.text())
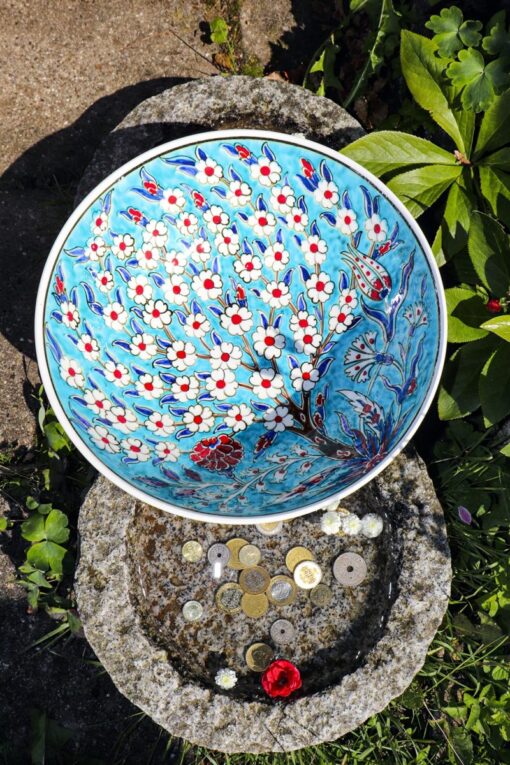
top-left (76, 448), bottom-right (451, 753)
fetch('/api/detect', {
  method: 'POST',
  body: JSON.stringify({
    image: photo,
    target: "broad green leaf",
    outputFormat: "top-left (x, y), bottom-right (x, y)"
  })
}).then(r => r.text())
top-left (432, 176), bottom-right (473, 266)
top-left (501, 441), bottom-right (510, 456)
top-left (467, 212), bottom-right (510, 293)
top-left (425, 7), bottom-right (482, 58)
top-left (21, 513), bottom-right (46, 542)
top-left (479, 165), bottom-right (510, 219)
top-left (209, 17), bottom-right (229, 46)
top-left (44, 509), bottom-right (70, 544)
top-left (26, 496), bottom-right (39, 510)
top-left (447, 49), bottom-right (509, 112)
top-left (480, 315), bottom-right (510, 341)
top-left (27, 570), bottom-right (52, 588)
top-left (479, 346), bottom-right (510, 425)
top-left (482, 19), bottom-right (510, 57)
top-left (480, 147), bottom-right (510, 169)
top-left (340, 131), bottom-right (455, 176)
top-left (305, 34), bottom-right (342, 96)
top-left (400, 31), bottom-right (465, 150)
top-left (438, 337), bottom-right (495, 419)
top-left (44, 421), bottom-right (70, 453)
top-left (0, 516), bottom-right (7, 532)
top-left (448, 724), bottom-right (474, 765)
top-left (475, 89), bottom-right (510, 156)
top-left (27, 540), bottom-right (67, 574)
top-left (386, 164), bottom-right (461, 218)
top-left (446, 286), bottom-right (490, 342)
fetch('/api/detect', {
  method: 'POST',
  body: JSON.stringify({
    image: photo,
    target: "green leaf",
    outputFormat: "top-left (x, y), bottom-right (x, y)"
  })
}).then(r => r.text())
top-left (480, 147), bottom-right (510, 170)
top-left (432, 175), bottom-right (473, 266)
top-left (480, 315), bottom-right (510, 341)
top-left (479, 346), bottom-right (510, 425)
top-left (446, 286), bottom-right (490, 342)
top-left (44, 421), bottom-right (70, 453)
top-left (209, 17), bottom-right (229, 46)
top-left (0, 516), bottom-right (7, 532)
top-left (26, 496), bottom-right (39, 510)
top-left (21, 513), bottom-right (46, 542)
top-left (305, 33), bottom-right (342, 96)
top-left (500, 441), bottom-right (510, 456)
top-left (475, 89), bottom-right (510, 156)
top-left (400, 31), bottom-right (465, 150)
top-left (447, 48), bottom-right (509, 112)
top-left (27, 540), bottom-right (67, 574)
top-left (340, 131), bottom-right (456, 176)
top-left (467, 212), bottom-right (510, 293)
top-left (438, 337), bottom-right (496, 419)
top-left (479, 165), bottom-right (510, 219)
top-left (44, 509), bottom-right (70, 544)
top-left (482, 19), bottom-right (510, 57)
top-left (386, 164), bottom-right (461, 218)
top-left (426, 7), bottom-right (482, 58)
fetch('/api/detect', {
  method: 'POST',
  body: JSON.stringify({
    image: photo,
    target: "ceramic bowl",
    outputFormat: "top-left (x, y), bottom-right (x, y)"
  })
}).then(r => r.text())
top-left (35, 130), bottom-right (446, 523)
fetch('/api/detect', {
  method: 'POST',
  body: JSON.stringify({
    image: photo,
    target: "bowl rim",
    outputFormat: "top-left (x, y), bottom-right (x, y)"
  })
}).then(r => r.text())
top-left (35, 128), bottom-right (447, 525)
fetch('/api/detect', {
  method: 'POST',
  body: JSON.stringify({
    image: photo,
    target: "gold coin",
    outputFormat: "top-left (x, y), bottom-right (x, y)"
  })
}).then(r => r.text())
top-left (310, 583), bottom-right (333, 607)
top-left (239, 566), bottom-right (270, 594)
top-left (215, 583), bottom-right (243, 614)
top-left (241, 592), bottom-right (269, 618)
top-left (226, 537), bottom-right (249, 570)
top-left (238, 544), bottom-right (261, 568)
top-left (181, 540), bottom-right (203, 562)
top-left (285, 546), bottom-right (315, 573)
top-left (255, 521), bottom-right (283, 536)
top-left (245, 642), bottom-right (274, 672)
top-left (267, 575), bottom-right (297, 606)
top-left (294, 560), bottom-right (322, 590)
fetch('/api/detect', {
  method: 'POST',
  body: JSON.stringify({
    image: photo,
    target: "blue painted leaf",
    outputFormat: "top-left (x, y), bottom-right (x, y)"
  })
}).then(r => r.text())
top-left (299, 265), bottom-right (311, 283)
top-left (134, 404), bottom-right (154, 417)
top-left (65, 246), bottom-right (86, 257)
top-left (124, 390), bottom-right (140, 398)
top-left (188, 262), bottom-right (200, 276)
top-left (276, 229), bottom-right (283, 244)
top-left (154, 358), bottom-right (173, 369)
top-left (342, 190), bottom-right (352, 209)
top-left (160, 394), bottom-right (177, 404)
top-left (320, 212), bottom-right (336, 227)
top-left (132, 365), bottom-right (145, 376)
top-left (242, 239), bottom-right (253, 255)
top-left (262, 142), bottom-right (275, 161)
top-left (196, 147), bottom-right (207, 161)
top-left (90, 302), bottom-right (103, 316)
top-left (297, 292), bottom-right (307, 311)
top-left (81, 282), bottom-right (95, 303)
top-left (174, 311), bottom-right (186, 325)
top-left (68, 334), bottom-right (78, 345)
top-left (117, 267), bottom-right (131, 283)
top-left (254, 239), bottom-right (266, 254)
top-left (157, 337), bottom-right (171, 349)
top-left (251, 401), bottom-right (270, 412)
top-left (196, 371), bottom-right (211, 380)
top-left (181, 167), bottom-right (198, 177)
top-left (238, 211), bottom-right (249, 221)
top-left (162, 155), bottom-right (196, 167)
top-left (51, 311), bottom-right (63, 323)
top-left (297, 174), bottom-right (317, 192)
top-left (229, 166), bottom-right (242, 182)
top-left (209, 305), bottom-right (223, 317)
top-left (215, 403), bottom-right (232, 412)
top-left (360, 185), bottom-right (373, 217)
top-left (115, 288), bottom-right (123, 305)
top-left (151, 272), bottom-right (165, 288)
top-left (198, 392), bottom-right (214, 401)
top-left (256, 194), bottom-right (267, 212)
top-left (317, 356), bottom-right (334, 377)
top-left (310, 221), bottom-right (320, 238)
top-left (274, 314), bottom-right (282, 329)
top-left (353, 231), bottom-right (362, 248)
top-left (339, 271), bottom-right (349, 290)
top-left (212, 185), bottom-right (227, 198)
top-left (160, 373), bottom-right (177, 384)
top-left (288, 355), bottom-right (299, 370)
top-left (323, 341), bottom-right (335, 352)
top-left (211, 331), bottom-right (222, 347)
top-left (298, 196), bottom-right (307, 214)
top-left (113, 339), bottom-right (131, 351)
top-left (373, 195), bottom-right (380, 215)
top-left (212, 256), bottom-right (219, 274)
top-left (283, 268), bottom-right (293, 287)
top-left (191, 299), bottom-right (201, 315)
top-left (130, 318), bottom-right (144, 335)
top-left (259, 311), bottom-right (269, 329)
top-left (102, 190), bottom-right (112, 214)
top-left (126, 257), bottom-right (139, 267)
top-left (132, 307), bottom-right (144, 318)
top-left (222, 144), bottom-right (238, 157)
top-left (320, 160), bottom-right (333, 182)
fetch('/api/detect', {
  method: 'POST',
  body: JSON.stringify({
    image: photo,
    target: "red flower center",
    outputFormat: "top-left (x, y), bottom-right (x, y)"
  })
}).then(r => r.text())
top-left (203, 278), bottom-right (215, 289)
top-left (261, 379), bottom-right (272, 389)
top-left (168, 194), bottom-right (177, 204)
top-left (373, 223), bottom-right (381, 233)
top-left (113, 369), bottom-right (122, 379)
top-left (260, 165), bottom-right (271, 176)
top-left (324, 189), bottom-right (333, 199)
top-left (264, 336), bottom-right (275, 346)
top-left (176, 350), bottom-right (186, 359)
top-left (344, 215), bottom-right (351, 225)
top-left (231, 313), bottom-right (242, 325)
top-left (204, 165), bottom-right (215, 176)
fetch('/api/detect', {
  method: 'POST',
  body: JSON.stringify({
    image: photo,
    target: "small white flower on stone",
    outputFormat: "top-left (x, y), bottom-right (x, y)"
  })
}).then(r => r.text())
top-left (361, 513), bottom-right (384, 538)
top-left (321, 510), bottom-right (341, 535)
top-left (215, 668), bottom-right (238, 690)
top-left (341, 513), bottom-right (362, 536)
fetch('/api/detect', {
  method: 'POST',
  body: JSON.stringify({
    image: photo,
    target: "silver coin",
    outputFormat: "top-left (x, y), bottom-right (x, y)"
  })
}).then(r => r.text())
top-left (182, 600), bottom-right (203, 622)
top-left (207, 543), bottom-right (231, 567)
top-left (270, 619), bottom-right (295, 644)
top-left (270, 579), bottom-right (293, 602)
top-left (333, 552), bottom-right (367, 587)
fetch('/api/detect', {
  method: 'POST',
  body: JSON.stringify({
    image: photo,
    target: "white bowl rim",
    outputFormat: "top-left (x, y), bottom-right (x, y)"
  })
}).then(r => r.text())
top-left (35, 128), bottom-right (448, 525)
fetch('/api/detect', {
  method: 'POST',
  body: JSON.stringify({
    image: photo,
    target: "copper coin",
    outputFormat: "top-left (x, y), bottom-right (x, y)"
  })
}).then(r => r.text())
top-left (215, 583), bottom-right (243, 614)
top-left (333, 552), bottom-right (367, 587)
top-left (226, 537), bottom-right (249, 570)
top-left (238, 544), bottom-right (261, 568)
top-left (310, 583), bottom-right (333, 607)
top-left (285, 546), bottom-right (314, 573)
top-left (241, 592), bottom-right (269, 618)
top-left (267, 575), bottom-right (297, 606)
top-left (270, 619), bottom-right (295, 644)
top-left (239, 566), bottom-right (270, 594)
top-left (245, 642), bottom-right (274, 671)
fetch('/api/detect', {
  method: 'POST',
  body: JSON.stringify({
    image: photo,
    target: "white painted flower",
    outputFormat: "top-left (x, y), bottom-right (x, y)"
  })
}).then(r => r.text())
top-left (224, 403), bottom-right (254, 432)
top-left (361, 513), bottom-right (384, 538)
top-left (301, 235), bottom-right (327, 266)
top-left (60, 357), bottom-right (84, 388)
top-left (250, 368), bottom-right (284, 399)
top-left (164, 249), bottom-right (187, 275)
top-left (61, 301), bottom-right (79, 329)
top-left (166, 341), bottom-right (197, 371)
top-left (203, 204), bottom-right (229, 233)
top-left (210, 342), bottom-right (243, 370)
top-left (306, 272), bottom-right (334, 303)
top-left (109, 406), bottom-right (138, 434)
top-left (164, 274), bottom-right (190, 306)
top-left (129, 333), bottom-right (157, 360)
top-left (155, 442), bottom-right (180, 462)
top-left (286, 206), bottom-right (308, 232)
top-left (92, 211), bottom-right (108, 236)
top-left (191, 270), bottom-right (223, 300)
top-left (136, 373), bottom-right (164, 399)
top-left (290, 311), bottom-right (317, 334)
top-left (337, 208), bottom-right (358, 236)
top-left (188, 237), bottom-right (211, 263)
top-left (84, 389), bottom-right (112, 415)
top-left (96, 270), bottom-right (114, 293)
top-left (171, 375), bottom-right (200, 402)
top-left (270, 185), bottom-right (295, 214)
top-left (142, 299), bottom-right (172, 329)
top-left (136, 244), bottom-right (161, 270)
top-left (88, 424), bottom-right (120, 453)
top-left (182, 404), bottom-right (215, 433)
top-left (196, 157), bottom-right (223, 184)
top-left (250, 156), bottom-right (281, 186)
top-left (215, 228), bottom-right (240, 256)
top-left (112, 233), bottom-right (135, 260)
top-left (341, 513), bottom-right (362, 536)
top-left (176, 211), bottom-right (199, 236)
top-left (314, 179), bottom-right (339, 208)
top-left (294, 328), bottom-right (322, 355)
top-left (160, 187), bottom-right (185, 214)
top-left (260, 280), bottom-right (291, 308)
top-left (234, 253), bottom-right (262, 282)
top-left (329, 305), bottom-right (354, 334)
top-left (290, 362), bottom-right (319, 392)
top-left (104, 361), bottom-right (130, 387)
top-left (215, 668), bottom-right (237, 690)
top-left (264, 406), bottom-right (293, 432)
top-left (247, 210), bottom-right (276, 237)
top-left (77, 334), bottom-right (99, 360)
top-left (227, 180), bottom-right (251, 207)
top-left (252, 325), bottom-right (285, 360)
top-left (143, 219), bottom-right (168, 247)
top-left (321, 510), bottom-right (342, 535)
top-left (220, 305), bottom-right (253, 335)
top-left (185, 312), bottom-right (211, 338)
top-left (86, 236), bottom-right (107, 260)
top-left (127, 275), bottom-right (153, 304)
top-left (121, 437), bottom-right (151, 461)
top-left (146, 412), bottom-right (175, 435)
top-left (264, 243), bottom-right (289, 272)
top-left (339, 288), bottom-right (358, 311)
top-left (103, 301), bottom-right (128, 331)
top-left (365, 213), bottom-right (387, 242)
top-left (206, 368), bottom-right (238, 400)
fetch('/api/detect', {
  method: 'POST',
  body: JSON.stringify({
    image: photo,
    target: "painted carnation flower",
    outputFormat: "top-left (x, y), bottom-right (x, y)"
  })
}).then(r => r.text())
top-left (190, 434), bottom-right (243, 472)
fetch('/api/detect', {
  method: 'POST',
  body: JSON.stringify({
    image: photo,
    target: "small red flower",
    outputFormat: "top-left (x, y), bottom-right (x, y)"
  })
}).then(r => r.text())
top-left (262, 660), bottom-right (302, 699)
top-left (486, 298), bottom-right (502, 313)
top-left (378, 241), bottom-right (392, 255)
top-left (300, 158), bottom-right (314, 179)
top-left (55, 275), bottom-right (65, 295)
top-left (128, 207), bottom-right (144, 223)
top-left (190, 434), bottom-right (243, 472)
top-left (235, 144), bottom-right (251, 160)
top-left (143, 180), bottom-right (158, 195)
top-left (192, 190), bottom-right (206, 208)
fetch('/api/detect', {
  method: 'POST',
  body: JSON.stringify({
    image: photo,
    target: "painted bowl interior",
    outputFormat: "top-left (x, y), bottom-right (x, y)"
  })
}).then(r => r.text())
top-left (36, 130), bottom-right (446, 523)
